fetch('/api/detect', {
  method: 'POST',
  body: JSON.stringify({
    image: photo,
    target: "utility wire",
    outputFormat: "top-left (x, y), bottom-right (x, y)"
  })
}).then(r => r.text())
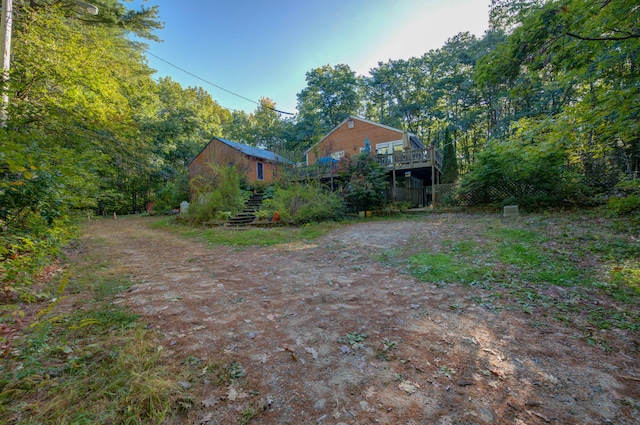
top-left (144, 49), bottom-right (295, 116)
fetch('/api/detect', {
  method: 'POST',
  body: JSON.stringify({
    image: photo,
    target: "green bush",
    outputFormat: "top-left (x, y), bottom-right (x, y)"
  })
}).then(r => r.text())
top-left (263, 183), bottom-right (343, 224)
top-left (337, 153), bottom-right (389, 212)
top-left (0, 214), bottom-right (74, 301)
top-left (606, 180), bottom-right (640, 217)
top-left (186, 164), bottom-right (246, 224)
top-left (608, 195), bottom-right (640, 215)
top-left (154, 172), bottom-right (190, 213)
top-left (457, 138), bottom-right (582, 207)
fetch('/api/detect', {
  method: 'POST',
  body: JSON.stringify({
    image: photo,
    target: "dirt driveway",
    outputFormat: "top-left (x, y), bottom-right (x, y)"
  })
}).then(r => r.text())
top-left (84, 216), bottom-right (638, 424)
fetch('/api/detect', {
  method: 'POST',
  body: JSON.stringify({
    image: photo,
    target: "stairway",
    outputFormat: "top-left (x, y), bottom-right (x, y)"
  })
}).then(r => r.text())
top-left (225, 192), bottom-right (264, 227)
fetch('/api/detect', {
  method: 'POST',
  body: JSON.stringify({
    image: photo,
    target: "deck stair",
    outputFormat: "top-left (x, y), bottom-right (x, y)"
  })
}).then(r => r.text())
top-left (225, 192), bottom-right (264, 227)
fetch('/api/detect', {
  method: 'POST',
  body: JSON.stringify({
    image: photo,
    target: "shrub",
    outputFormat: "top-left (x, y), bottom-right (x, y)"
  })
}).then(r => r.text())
top-left (263, 183), bottom-right (343, 224)
top-left (456, 138), bottom-right (582, 207)
top-left (608, 195), bottom-right (640, 215)
top-left (154, 172), bottom-right (190, 213)
top-left (186, 163), bottom-right (246, 224)
top-left (607, 180), bottom-right (640, 216)
top-left (337, 153), bottom-right (388, 212)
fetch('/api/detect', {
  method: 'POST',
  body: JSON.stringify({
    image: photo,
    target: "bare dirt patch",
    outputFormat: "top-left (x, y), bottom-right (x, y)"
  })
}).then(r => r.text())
top-left (79, 215), bottom-right (638, 424)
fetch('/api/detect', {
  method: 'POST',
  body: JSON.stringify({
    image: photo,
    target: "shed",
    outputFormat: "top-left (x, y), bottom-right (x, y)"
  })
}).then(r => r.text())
top-left (189, 137), bottom-right (289, 186)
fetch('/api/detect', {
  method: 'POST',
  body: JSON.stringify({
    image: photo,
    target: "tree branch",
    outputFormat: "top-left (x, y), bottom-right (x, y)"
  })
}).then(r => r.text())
top-left (565, 31), bottom-right (640, 41)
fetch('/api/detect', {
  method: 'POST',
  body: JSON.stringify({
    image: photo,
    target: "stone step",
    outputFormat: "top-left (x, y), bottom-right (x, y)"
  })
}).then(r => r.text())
top-left (226, 192), bottom-right (265, 227)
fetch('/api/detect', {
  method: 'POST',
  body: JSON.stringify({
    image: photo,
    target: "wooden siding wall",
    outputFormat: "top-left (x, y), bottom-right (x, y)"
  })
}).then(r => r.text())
top-left (307, 119), bottom-right (403, 165)
top-left (189, 139), bottom-right (281, 186)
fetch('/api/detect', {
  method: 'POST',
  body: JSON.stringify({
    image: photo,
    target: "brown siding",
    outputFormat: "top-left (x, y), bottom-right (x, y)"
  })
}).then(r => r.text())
top-left (307, 118), bottom-right (403, 165)
top-left (189, 139), bottom-right (282, 190)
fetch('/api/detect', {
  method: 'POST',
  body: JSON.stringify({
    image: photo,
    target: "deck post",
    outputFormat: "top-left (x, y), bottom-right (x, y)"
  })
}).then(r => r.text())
top-left (392, 160), bottom-right (396, 202)
top-left (431, 144), bottom-right (436, 207)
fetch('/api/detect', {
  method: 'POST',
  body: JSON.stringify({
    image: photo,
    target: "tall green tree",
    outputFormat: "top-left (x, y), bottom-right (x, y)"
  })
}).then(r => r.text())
top-left (145, 77), bottom-right (231, 210)
top-left (252, 97), bottom-right (287, 151)
top-left (477, 0), bottom-right (640, 182)
top-left (1, 0), bottom-right (163, 295)
top-left (296, 64), bottom-right (361, 140)
top-left (440, 128), bottom-right (459, 184)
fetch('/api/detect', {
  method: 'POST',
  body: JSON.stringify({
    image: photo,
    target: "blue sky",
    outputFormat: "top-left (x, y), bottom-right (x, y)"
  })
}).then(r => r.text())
top-left (129, 0), bottom-right (491, 115)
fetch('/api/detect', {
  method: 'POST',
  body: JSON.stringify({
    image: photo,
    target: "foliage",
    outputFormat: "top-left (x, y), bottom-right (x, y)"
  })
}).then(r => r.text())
top-left (262, 183), bottom-right (343, 225)
top-left (296, 64), bottom-right (361, 139)
top-left (0, 217), bottom-right (74, 301)
top-left (440, 129), bottom-right (459, 184)
top-left (154, 171), bottom-right (190, 213)
top-left (457, 122), bottom-right (585, 206)
top-left (221, 98), bottom-right (292, 151)
top-left (1, 0), bottom-right (166, 291)
top-left (187, 163), bottom-right (246, 224)
top-left (477, 0), bottom-right (639, 183)
top-left (337, 153), bottom-right (389, 212)
top-left (607, 179), bottom-right (640, 217)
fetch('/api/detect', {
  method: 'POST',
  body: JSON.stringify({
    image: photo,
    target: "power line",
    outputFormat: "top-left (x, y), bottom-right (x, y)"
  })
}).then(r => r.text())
top-left (144, 49), bottom-right (295, 116)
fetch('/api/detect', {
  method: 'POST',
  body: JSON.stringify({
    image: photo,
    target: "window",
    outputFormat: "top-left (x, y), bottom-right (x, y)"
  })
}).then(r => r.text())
top-left (257, 162), bottom-right (264, 180)
top-left (375, 140), bottom-right (403, 155)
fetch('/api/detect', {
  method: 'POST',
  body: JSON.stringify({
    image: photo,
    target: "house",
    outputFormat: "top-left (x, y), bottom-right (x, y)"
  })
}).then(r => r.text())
top-left (302, 115), bottom-right (443, 206)
top-left (305, 115), bottom-right (424, 165)
top-left (189, 137), bottom-right (289, 186)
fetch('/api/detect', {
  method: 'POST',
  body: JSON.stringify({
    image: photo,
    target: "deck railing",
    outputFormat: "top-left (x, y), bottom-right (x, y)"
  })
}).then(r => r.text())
top-left (288, 163), bottom-right (339, 180)
top-left (375, 147), bottom-right (443, 170)
top-left (289, 147), bottom-right (443, 180)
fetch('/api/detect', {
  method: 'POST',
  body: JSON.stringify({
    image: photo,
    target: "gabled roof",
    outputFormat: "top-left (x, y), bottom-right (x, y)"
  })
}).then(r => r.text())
top-left (304, 115), bottom-right (423, 155)
top-left (192, 137), bottom-right (290, 164)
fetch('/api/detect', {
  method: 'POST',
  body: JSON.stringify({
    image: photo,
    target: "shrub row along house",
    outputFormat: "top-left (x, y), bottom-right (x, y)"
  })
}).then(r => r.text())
top-left (189, 116), bottom-right (443, 206)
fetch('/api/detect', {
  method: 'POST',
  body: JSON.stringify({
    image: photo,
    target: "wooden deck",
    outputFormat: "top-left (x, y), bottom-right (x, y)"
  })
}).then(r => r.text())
top-left (289, 147), bottom-right (443, 181)
top-left (376, 147), bottom-right (443, 172)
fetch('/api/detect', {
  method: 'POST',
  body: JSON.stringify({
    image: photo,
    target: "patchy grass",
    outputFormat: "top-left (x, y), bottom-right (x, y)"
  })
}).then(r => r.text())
top-left (405, 212), bottom-right (640, 335)
top-left (0, 233), bottom-right (245, 424)
top-left (0, 251), bottom-right (185, 424)
top-left (151, 217), bottom-right (343, 247)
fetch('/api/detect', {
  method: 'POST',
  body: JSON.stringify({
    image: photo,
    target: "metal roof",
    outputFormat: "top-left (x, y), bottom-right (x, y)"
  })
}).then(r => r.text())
top-left (216, 138), bottom-right (290, 163)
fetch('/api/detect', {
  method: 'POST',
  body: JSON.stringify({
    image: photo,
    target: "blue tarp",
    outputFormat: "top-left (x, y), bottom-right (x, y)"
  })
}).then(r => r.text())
top-left (316, 157), bottom-right (338, 165)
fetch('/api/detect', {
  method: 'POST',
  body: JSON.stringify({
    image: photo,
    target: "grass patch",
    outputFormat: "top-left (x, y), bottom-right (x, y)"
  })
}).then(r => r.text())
top-left (0, 237), bottom-right (188, 424)
top-left (404, 213), bottom-right (640, 334)
top-left (153, 216), bottom-right (343, 247)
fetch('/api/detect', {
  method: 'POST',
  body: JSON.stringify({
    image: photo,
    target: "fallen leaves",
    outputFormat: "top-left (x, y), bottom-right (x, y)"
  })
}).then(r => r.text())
top-left (364, 386), bottom-right (377, 399)
top-left (304, 346), bottom-right (319, 359)
top-left (226, 386), bottom-right (249, 401)
top-left (398, 380), bottom-right (420, 394)
top-left (201, 396), bottom-right (218, 408)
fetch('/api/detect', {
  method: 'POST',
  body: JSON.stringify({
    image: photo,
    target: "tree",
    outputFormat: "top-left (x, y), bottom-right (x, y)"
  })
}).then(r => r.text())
top-left (440, 128), bottom-right (459, 184)
top-left (296, 64), bottom-right (361, 139)
top-left (145, 77), bottom-right (231, 210)
top-left (364, 57), bottom-right (433, 135)
top-left (252, 97), bottom-right (287, 151)
top-left (477, 0), bottom-right (640, 182)
top-left (338, 153), bottom-right (388, 212)
top-left (1, 0), bottom-right (163, 296)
